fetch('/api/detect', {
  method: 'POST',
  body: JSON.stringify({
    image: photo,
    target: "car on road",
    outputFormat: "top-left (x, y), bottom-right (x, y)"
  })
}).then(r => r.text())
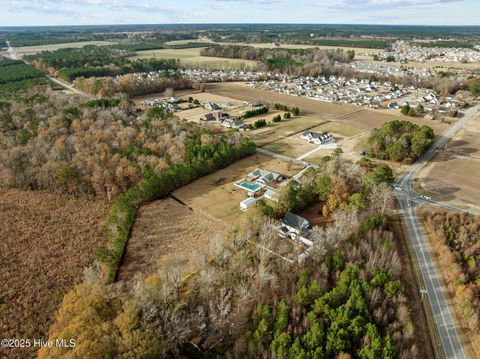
top-left (393, 185), bottom-right (402, 191)
top-left (421, 195), bottom-right (432, 200)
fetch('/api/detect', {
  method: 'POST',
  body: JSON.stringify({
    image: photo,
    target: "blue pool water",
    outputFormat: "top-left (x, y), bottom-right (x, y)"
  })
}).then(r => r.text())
top-left (238, 181), bottom-right (261, 191)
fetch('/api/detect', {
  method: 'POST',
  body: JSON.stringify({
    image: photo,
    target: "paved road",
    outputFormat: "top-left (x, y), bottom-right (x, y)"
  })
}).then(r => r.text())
top-left (396, 102), bottom-right (480, 359)
top-left (4, 42), bottom-right (93, 98)
top-left (45, 75), bottom-right (94, 98)
top-left (5, 41), bottom-right (18, 60)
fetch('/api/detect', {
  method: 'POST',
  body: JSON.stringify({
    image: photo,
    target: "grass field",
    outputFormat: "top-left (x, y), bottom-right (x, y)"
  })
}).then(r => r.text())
top-left (416, 115), bottom-right (480, 210)
top-left (14, 41), bottom-right (116, 57)
top-left (117, 198), bottom-right (227, 281)
top-left (129, 47), bottom-right (259, 70)
top-left (246, 115), bottom-right (327, 146)
top-left (173, 153), bottom-right (304, 224)
top-left (169, 40), bottom-right (381, 59)
top-left (0, 189), bottom-right (109, 358)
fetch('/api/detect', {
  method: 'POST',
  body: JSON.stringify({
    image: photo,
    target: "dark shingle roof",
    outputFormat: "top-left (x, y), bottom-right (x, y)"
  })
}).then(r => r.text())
top-left (282, 211), bottom-right (311, 231)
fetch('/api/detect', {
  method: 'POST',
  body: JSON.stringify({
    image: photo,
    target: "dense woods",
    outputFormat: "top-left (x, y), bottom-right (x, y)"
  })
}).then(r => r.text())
top-left (0, 59), bottom-right (49, 94)
top-left (74, 73), bottom-right (192, 97)
top-left (201, 45), bottom-right (355, 75)
top-left (0, 89), bottom-right (249, 200)
top-left (366, 120), bottom-right (435, 163)
top-left (39, 152), bottom-right (421, 359)
top-left (424, 212), bottom-right (480, 353)
top-left (25, 45), bottom-right (180, 81)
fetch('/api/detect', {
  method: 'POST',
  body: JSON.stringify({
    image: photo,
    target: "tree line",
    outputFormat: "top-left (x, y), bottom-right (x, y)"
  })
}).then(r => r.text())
top-left (38, 151), bottom-right (421, 358)
top-left (366, 120), bottom-right (435, 163)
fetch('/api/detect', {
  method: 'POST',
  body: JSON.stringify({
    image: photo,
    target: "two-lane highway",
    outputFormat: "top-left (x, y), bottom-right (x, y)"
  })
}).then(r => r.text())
top-left (396, 102), bottom-right (480, 358)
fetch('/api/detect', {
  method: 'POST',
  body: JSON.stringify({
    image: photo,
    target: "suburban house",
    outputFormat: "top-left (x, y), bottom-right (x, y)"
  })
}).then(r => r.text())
top-left (204, 102), bottom-right (221, 111)
top-left (281, 211), bottom-right (311, 234)
top-left (222, 117), bottom-right (244, 129)
top-left (300, 131), bottom-right (334, 145)
top-left (246, 100), bottom-right (262, 107)
top-left (246, 168), bottom-right (284, 186)
top-left (202, 111), bottom-right (230, 122)
top-left (280, 212), bottom-right (314, 247)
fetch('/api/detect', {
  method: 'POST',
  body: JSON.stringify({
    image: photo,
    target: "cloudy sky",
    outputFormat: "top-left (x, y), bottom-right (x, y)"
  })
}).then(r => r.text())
top-left (0, 0), bottom-right (478, 26)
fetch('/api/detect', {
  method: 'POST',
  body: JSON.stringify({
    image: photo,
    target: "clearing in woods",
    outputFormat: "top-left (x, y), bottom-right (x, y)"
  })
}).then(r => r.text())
top-left (117, 198), bottom-right (227, 281)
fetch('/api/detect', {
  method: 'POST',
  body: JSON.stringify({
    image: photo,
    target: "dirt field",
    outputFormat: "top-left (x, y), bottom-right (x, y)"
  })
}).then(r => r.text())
top-left (245, 114), bottom-right (327, 146)
top-left (14, 41), bottom-right (116, 57)
top-left (416, 115), bottom-right (480, 210)
top-left (166, 40), bottom-right (380, 60)
top-left (173, 153), bottom-right (304, 224)
top-left (206, 82), bottom-right (358, 117)
top-left (264, 135), bottom-right (319, 158)
top-left (0, 189), bottom-right (109, 358)
top-left (117, 198), bottom-right (227, 281)
top-left (129, 48), bottom-right (258, 70)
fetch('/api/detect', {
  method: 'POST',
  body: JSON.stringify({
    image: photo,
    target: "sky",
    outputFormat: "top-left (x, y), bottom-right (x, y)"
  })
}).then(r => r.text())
top-left (0, 0), bottom-right (479, 27)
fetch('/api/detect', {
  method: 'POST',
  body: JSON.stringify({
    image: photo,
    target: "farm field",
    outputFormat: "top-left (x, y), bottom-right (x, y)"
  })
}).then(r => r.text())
top-left (117, 198), bottom-right (227, 281)
top-left (172, 153), bottom-right (304, 224)
top-left (168, 40), bottom-right (381, 59)
top-left (205, 82), bottom-right (358, 117)
top-left (415, 115), bottom-right (480, 210)
top-left (14, 40), bottom-right (116, 57)
top-left (263, 135), bottom-right (319, 158)
top-left (245, 115), bottom-right (327, 146)
top-left (0, 189), bottom-right (109, 358)
top-left (129, 47), bottom-right (258, 70)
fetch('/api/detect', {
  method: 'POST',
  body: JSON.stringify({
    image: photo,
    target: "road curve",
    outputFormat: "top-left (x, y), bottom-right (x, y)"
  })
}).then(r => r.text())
top-left (396, 103), bottom-right (480, 359)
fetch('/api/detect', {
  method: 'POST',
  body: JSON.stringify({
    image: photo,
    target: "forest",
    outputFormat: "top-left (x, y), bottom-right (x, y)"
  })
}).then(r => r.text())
top-left (424, 212), bottom-right (480, 354)
top-left (0, 58), bottom-right (49, 94)
top-left (365, 120), bottom-right (435, 163)
top-left (200, 45), bottom-right (355, 74)
top-left (38, 152), bottom-right (421, 359)
top-left (74, 73), bottom-right (192, 97)
top-left (24, 45), bottom-right (180, 81)
top-left (0, 89), bottom-right (250, 200)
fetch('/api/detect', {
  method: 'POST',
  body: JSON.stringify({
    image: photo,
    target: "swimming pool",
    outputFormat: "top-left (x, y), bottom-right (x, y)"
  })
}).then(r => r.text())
top-left (236, 181), bottom-right (262, 192)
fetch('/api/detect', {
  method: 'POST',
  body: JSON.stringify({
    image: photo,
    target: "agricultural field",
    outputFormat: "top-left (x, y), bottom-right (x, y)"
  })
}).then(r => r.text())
top-left (172, 153), bottom-right (304, 224)
top-left (117, 198), bottom-right (227, 281)
top-left (129, 47), bottom-right (258, 70)
top-left (14, 40), bottom-right (116, 57)
top-left (0, 189), bottom-right (109, 358)
top-left (205, 82), bottom-right (357, 117)
top-left (245, 114), bottom-right (327, 147)
top-left (415, 115), bottom-right (480, 210)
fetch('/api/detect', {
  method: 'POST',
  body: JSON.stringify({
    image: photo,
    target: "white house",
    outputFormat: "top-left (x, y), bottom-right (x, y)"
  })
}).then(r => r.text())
top-left (300, 131), bottom-right (333, 145)
top-left (281, 212), bottom-right (312, 235)
top-left (223, 117), bottom-right (244, 129)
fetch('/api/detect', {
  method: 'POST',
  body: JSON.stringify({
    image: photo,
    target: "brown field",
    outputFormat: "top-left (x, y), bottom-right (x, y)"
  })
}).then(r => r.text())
top-left (205, 82), bottom-right (358, 117)
top-left (264, 135), bottom-right (319, 158)
top-left (416, 115), bottom-right (480, 210)
top-left (14, 41), bottom-right (116, 57)
top-left (117, 198), bottom-right (227, 281)
top-left (245, 115), bottom-right (327, 146)
top-left (129, 48), bottom-right (258, 70)
top-left (0, 189), bottom-right (109, 358)
top-left (173, 153), bottom-right (304, 223)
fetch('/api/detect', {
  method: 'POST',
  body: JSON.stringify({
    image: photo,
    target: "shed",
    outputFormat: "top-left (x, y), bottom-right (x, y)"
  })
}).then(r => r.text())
top-left (240, 197), bottom-right (257, 211)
